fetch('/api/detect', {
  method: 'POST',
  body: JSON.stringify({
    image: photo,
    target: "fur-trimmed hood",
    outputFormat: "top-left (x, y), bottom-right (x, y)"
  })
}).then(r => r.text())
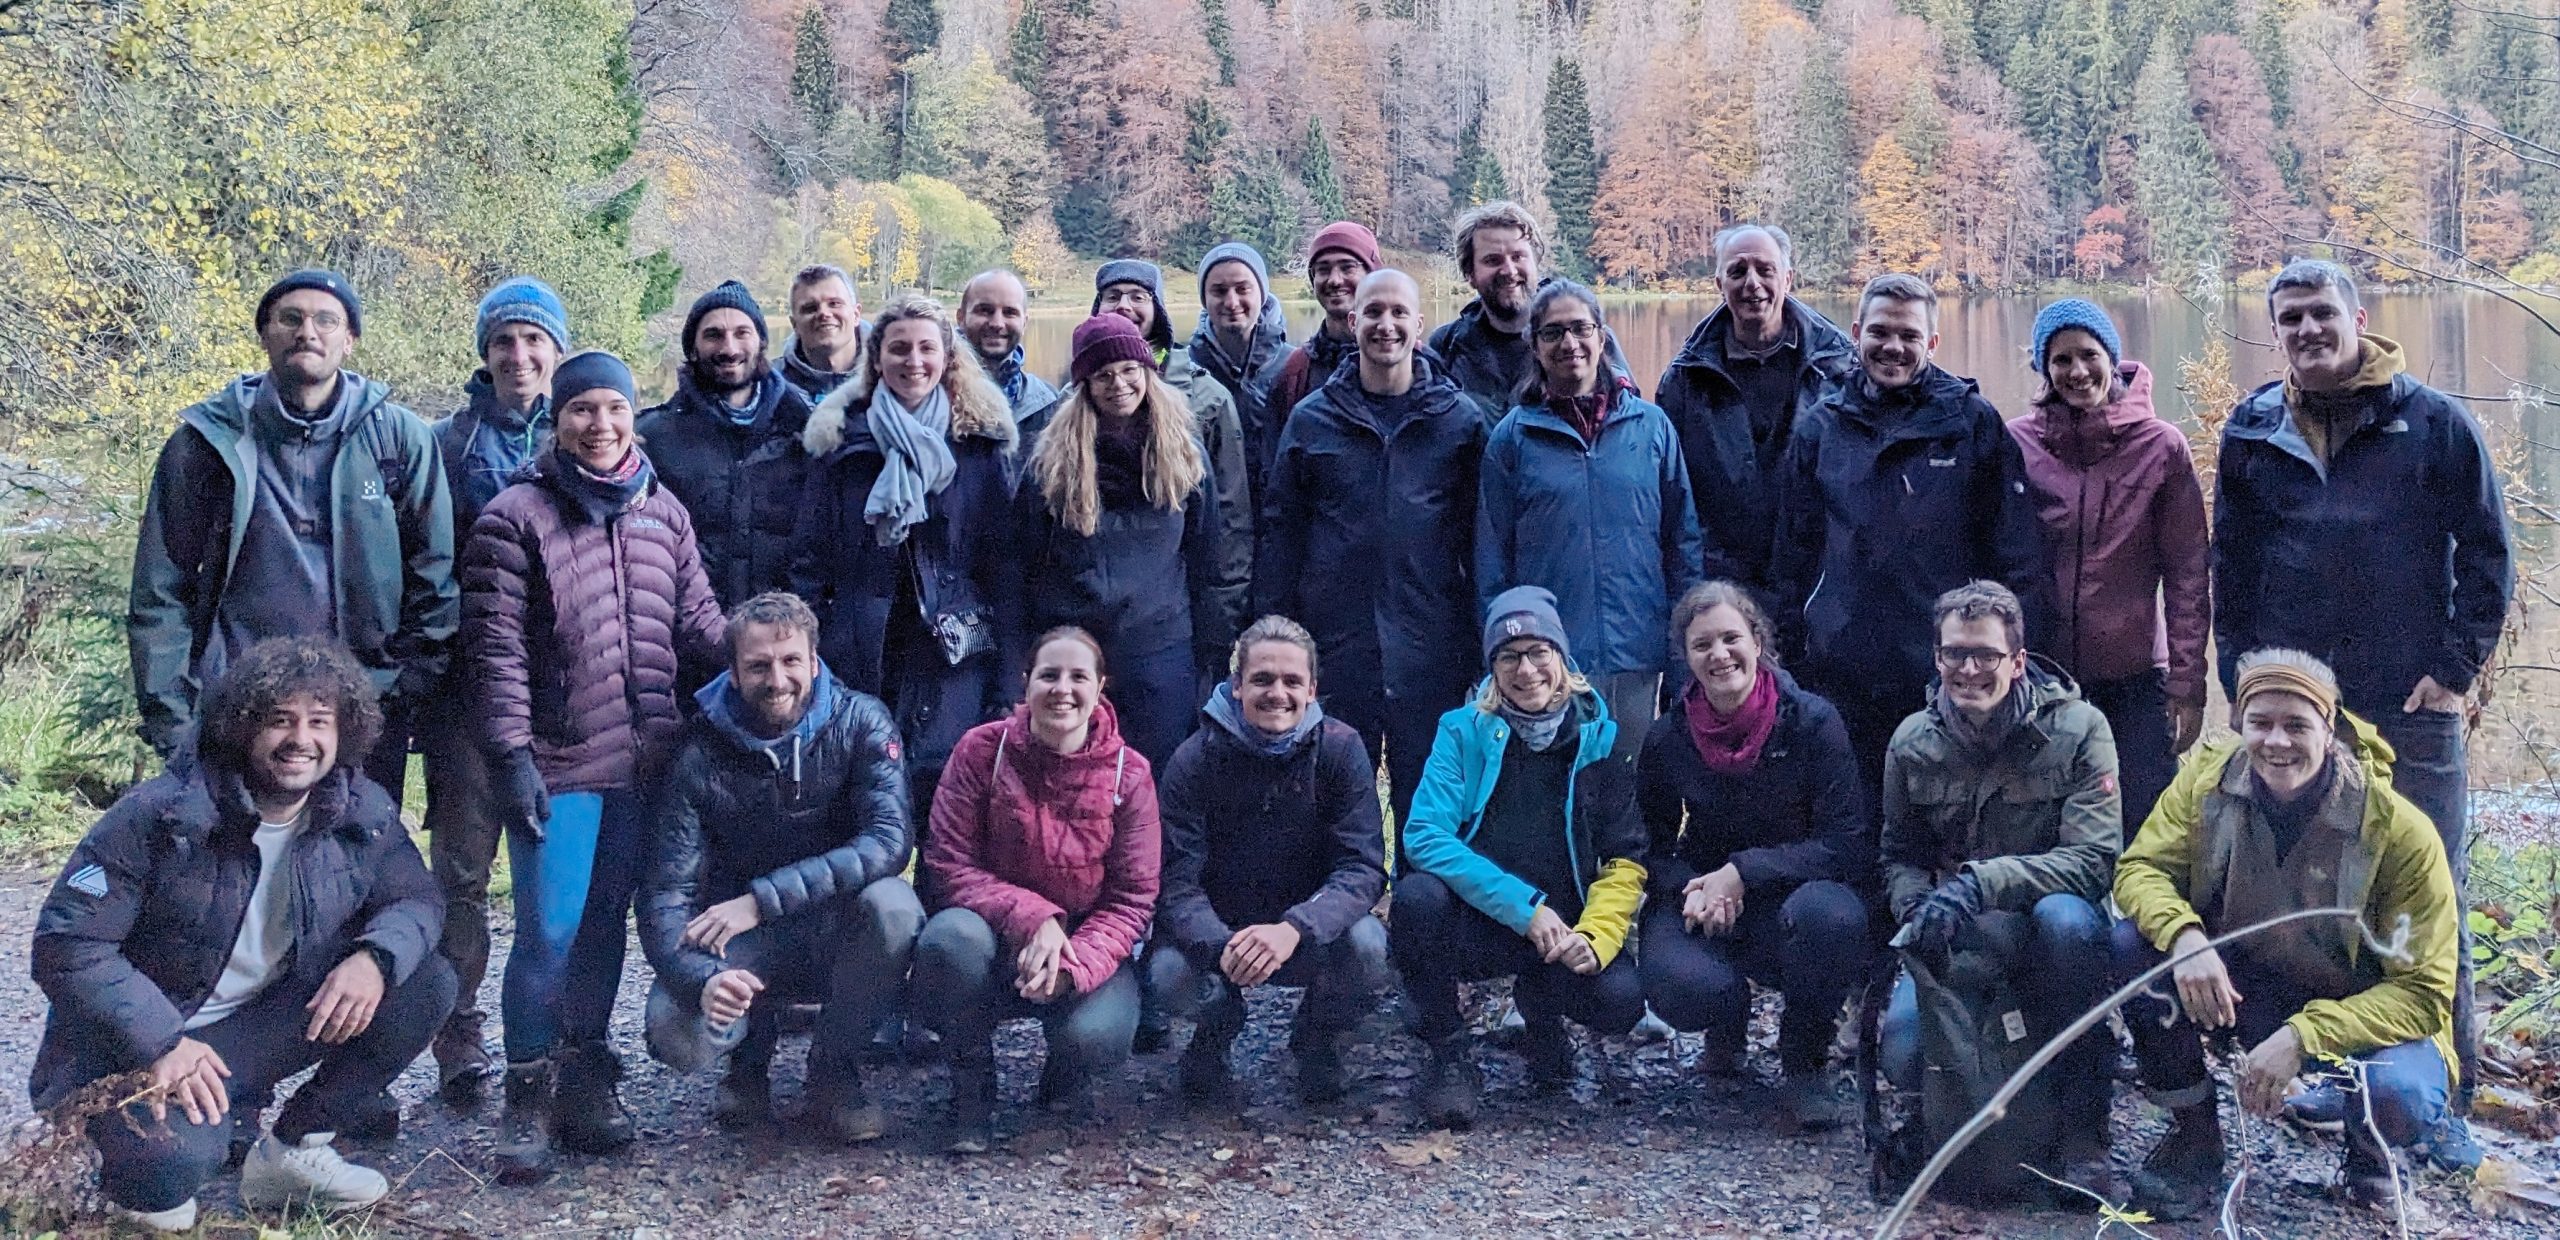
top-left (801, 362), bottom-right (1017, 458)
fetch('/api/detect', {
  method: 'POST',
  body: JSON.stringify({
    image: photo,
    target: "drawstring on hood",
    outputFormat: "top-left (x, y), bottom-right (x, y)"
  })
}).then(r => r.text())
top-left (694, 662), bottom-right (846, 791)
top-left (1201, 681), bottom-right (1326, 758)
top-left (2285, 333), bottom-right (2407, 471)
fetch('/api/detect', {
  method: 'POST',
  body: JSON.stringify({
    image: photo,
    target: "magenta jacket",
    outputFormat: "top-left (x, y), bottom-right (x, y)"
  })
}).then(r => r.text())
top-left (2007, 362), bottom-right (2210, 706)
top-left (923, 698), bottom-right (1160, 995)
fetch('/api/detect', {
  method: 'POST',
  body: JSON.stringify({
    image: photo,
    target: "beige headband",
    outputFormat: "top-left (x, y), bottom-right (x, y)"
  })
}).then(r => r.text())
top-left (2236, 663), bottom-right (2339, 722)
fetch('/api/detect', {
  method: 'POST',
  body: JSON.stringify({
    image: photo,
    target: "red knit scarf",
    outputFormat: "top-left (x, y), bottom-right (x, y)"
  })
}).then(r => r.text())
top-left (1684, 669), bottom-right (1779, 775)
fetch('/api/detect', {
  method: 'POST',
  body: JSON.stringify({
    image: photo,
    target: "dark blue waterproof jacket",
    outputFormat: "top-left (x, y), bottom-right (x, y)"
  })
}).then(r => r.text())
top-left (1477, 385), bottom-right (1706, 679)
top-left (1257, 355), bottom-right (1485, 725)
top-left (1769, 366), bottom-right (2051, 713)
top-left (1653, 299), bottom-right (1855, 593)
top-left (2212, 373), bottom-right (2512, 710)
top-left (635, 373), bottom-right (814, 608)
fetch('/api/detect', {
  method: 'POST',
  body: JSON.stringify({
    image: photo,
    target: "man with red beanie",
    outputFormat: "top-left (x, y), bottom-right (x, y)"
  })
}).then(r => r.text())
top-left (1251, 223), bottom-right (1381, 491)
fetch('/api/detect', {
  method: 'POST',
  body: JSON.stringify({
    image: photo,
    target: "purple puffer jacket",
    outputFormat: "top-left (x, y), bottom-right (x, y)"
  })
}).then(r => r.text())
top-left (2007, 362), bottom-right (2211, 706)
top-left (462, 453), bottom-right (727, 793)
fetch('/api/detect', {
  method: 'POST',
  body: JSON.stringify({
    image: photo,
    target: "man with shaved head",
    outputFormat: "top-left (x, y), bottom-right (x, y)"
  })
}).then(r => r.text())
top-left (1256, 269), bottom-right (1487, 823)
top-left (958, 269), bottom-right (1056, 419)
top-left (1655, 224), bottom-right (1854, 597)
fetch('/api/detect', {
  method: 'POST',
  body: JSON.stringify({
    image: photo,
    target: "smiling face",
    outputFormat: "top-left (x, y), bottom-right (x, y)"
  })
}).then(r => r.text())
top-left (1310, 251), bottom-right (1371, 324)
top-left (1204, 260), bottom-right (1263, 335)
top-left (1235, 640), bottom-right (1316, 736)
top-left (246, 691), bottom-right (338, 801)
top-left (1853, 295), bottom-right (1936, 390)
top-left (688, 307), bottom-right (765, 395)
top-left (557, 387), bottom-right (636, 473)
top-left (1532, 299), bottom-right (1602, 396)
top-left (484, 322), bottom-right (562, 412)
top-left (2042, 327), bottom-right (2114, 413)
top-left (1684, 604), bottom-right (1762, 711)
top-left (1493, 638), bottom-right (1568, 714)
top-left (1715, 231), bottom-right (1792, 341)
top-left (2272, 284), bottom-right (2367, 392)
top-left (1085, 359), bottom-right (1149, 419)
top-left (960, 273), bottom-right (1028, 362)
top-left (1098, 282), bottom-right (1157, 337)
top-left (732, 620), bottom-right (815, 737)
top-left (878, 317), bottom-right (947, 408)
top-left (1354, 272), bottom-right (1421, 370)
top-left (1934, 613), bottom-right (2025, 720)
top-left (1465, 225), bottom-right (1539, 321)
top-left (260, 289), bottom-right (355, 388)
top-left (1026, 636), bottom-right (1104, 746)
top-left (790, 275), bottom-right (860, 365)
top-left (2242, 691), bottom-right (2335, 799)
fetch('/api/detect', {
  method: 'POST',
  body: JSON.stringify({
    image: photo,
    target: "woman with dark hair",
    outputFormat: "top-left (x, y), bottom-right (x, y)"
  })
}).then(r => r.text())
top-left (1636, 582), bottom-right (1870, 1128)
top-left (1011, 314), bottom-right (1246, 767)
top-left (462, 351), bottom-right (727, 1182)
top-left (794, 293), bottom-right (1018, 819)
top-left (1477, 281), bottom-right (1706, 757)
top-left (913, 627), bottom-right (1161, 1151)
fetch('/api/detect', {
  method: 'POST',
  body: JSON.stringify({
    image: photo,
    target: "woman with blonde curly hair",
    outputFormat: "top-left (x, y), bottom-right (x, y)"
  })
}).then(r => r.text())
top-left (1009, 313), bottom-right (1246, 766)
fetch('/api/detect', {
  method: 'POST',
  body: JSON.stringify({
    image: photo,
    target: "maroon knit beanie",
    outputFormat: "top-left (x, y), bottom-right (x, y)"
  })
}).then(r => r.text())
top-left (1070, 313), bottom-right (1156, 386)
top-left (1306, 221), bottom-right (1382, 274)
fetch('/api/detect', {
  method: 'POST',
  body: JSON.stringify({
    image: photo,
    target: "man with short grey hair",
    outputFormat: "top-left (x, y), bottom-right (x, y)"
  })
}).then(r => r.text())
top-left (776, 264), bottom-right (864, 400)
top-left (2213, 256), bottom-right (2511, 1148)
top-left (1655, 224), bottom-right (1855, 594)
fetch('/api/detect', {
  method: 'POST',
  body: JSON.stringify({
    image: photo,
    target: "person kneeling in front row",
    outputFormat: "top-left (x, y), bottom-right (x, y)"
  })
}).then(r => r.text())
top-left (637, 592), bottom-right (925, 1144)
top-left (2117, 649), bottom-right (2467, 1220)
top-left (1396, 586), bottom-right (1648, 1129)
top-left (1148, 616), bottom-right (1393, 1107)
top-left (30, 638), bottom-right (454, 1233)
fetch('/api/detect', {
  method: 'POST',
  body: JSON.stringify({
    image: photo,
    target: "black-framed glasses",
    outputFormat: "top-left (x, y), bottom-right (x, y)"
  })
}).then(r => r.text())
top-left (1933, 645), bottom-right (2013, 672)
top-left (1533, 321), bottom-right (1599, 345)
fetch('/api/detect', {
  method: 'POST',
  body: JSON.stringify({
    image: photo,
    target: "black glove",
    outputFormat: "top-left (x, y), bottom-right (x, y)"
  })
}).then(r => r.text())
top-left (1903, 873), bottom-right (1984, 958)
top-left (497, 748), bottom-right (550, 839)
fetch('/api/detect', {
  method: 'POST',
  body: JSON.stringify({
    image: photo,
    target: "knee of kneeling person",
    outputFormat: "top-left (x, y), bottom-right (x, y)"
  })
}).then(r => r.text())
top-left (854, 876), bottom-right (927, 947)
top-left (1336, 914), bottom-right (1394, 988)
top-left (1783, 880), bottom-right (1873, 953)
top-left (2030, 893), bottom-right (2111, 955)
top-left (91, 1109), bottom-right (229, 1214)
top-left (1142, 944), bottom-right (1206, 1015)
top-left (915, 907), bottom-right (999, 974)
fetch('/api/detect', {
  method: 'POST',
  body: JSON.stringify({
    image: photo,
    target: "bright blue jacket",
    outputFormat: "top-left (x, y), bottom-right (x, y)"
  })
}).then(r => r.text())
top-left (1476, 387), bottom-right (1707, 679)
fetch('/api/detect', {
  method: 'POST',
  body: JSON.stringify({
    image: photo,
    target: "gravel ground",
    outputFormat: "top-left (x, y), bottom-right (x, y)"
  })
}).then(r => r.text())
top-left (2, 865), bottom-right (2554, 1239)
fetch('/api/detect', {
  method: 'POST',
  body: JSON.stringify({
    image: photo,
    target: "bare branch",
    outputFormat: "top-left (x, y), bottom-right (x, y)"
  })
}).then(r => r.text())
top-left (2319, 46), bottom-right (2560, 172)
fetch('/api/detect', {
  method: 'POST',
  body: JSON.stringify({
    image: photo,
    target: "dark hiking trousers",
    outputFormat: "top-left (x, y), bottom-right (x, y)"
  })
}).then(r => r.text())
top-left (2084, 669), bottom-right (2175, 842)
top-left (1144, 914), bottom-right (1393, 1046)
top-left (1391, 872), bottom-right (1645, 1043)
top-left (1640, 879), bottom-right (1869, 1074)
top-left (911, 907), bottom-right (1143, 1081)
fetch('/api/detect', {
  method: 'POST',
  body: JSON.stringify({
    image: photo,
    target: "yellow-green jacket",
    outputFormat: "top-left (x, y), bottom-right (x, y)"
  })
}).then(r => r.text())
top-left (2115, 712), bottom-right (2459, 1083)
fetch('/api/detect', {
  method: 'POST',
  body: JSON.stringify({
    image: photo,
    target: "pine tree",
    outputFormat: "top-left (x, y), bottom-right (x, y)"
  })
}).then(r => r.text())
top-left (2242, 0), bottom-right (2291, 126)
top-left (2011, 34), bottom-right (2088, 200)
top-left (1200, 0), bottom-right (1237, 87)
top-left (1184, 96), bottom-right (1230, 177)
top-left (1543, 57), bottom-right (1600, 278)
top-left (1303, 115), bottom-right (1347, 219)
top-left (1008, 2), bottom-right (1048, 92)
top-left (2131, 35), bottom-right (2230, 284)
top-left (1781, 55), bottom-right (1856, 284)
top-left (1450, 106), bottom-right (1489, 209)
top-left (883, 0), bottom-right (943, 65)
top-left (789, 5), bottom-right (841, 137)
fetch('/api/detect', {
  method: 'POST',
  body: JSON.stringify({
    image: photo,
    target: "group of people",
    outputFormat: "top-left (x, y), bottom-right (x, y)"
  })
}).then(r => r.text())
top-left (31, 199), bottom-right (2512, 1230)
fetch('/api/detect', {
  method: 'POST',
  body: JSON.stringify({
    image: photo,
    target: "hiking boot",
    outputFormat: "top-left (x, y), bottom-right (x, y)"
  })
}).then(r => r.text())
top-left (238, 1132), bottom-right (390, 1214)
top-left (810, 1068), bottom-right (887, 1144)
top-left (946, 1056), bottom-right (997, 1154)
top-left (2342, 1101), bottom-right (2405, 1211)
top-left (1036, 1055), bottom-right (1093, 1122)
top-left (495, 1060), bottom-right (555, 1186)
top-left (2412, 1112), bottom-right (2483, 1172)
top-left (552, 1043), bottom-right (634, 1155)
top-left (2128, 1103), bottom-right (2225, 1222)
top-left (434, 1011), bottom-right (497, 1107)
top-left (1180, 1031), bottom-right (1238, 1108)
top-left (120, 1199), bottom-right (199, 1233)
top-left (339, 1089), bottom-right (402, 1145)
top-left (1296, 1036), bottom-right (1349, 1105)
top-left (1417, 1036), bottom-right (1482, 1130)
top-left (2282, 1081), bottom-right (2349, 1135)
top-left (1521, 1016), bottom-right (1573, 1094)
top-left (714, 1060), bottom-right (771, 1129)
top-left (1783, 1070), bottom-right (1847, 1131)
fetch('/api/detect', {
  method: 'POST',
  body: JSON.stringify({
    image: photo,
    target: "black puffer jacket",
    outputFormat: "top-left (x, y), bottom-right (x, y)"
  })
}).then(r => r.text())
top-left (635, 373), bottom-right (815, 607)
top-left (638, 670), bottom-right (912, 1008)
top-left (1155, 712), bottom-right (1387, 955)
top-left (29, 765), bottom-right (442, 1108)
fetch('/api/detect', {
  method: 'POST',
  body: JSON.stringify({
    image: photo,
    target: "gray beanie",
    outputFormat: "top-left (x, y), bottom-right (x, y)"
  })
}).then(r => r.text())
top-left (1483, 585), bottom-right (1571, 666)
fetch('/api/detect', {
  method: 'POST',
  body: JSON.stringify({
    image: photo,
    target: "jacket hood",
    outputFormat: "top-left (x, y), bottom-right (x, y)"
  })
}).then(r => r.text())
top-left (1306, 349), bottom-right (1472, 426)
top-left (2027, 360), bottom-right (2157, 464)
top-left (800, 363), bottom-right (1017, 458)
top-left (459, 370), bottom-right (548, 437)
top-left (999, 694), bottom-right (1131, 767)
top-left (1200, 680), bottom-right (1329, 757)
top-left (1667, 297), bottom-right (1854, 376)
top-left (693, 663), bottom-right (847, 759)
top-left (1835, 364), bottom-right (1980, 438)
top-left (160, 761), bottom-right (374, 847)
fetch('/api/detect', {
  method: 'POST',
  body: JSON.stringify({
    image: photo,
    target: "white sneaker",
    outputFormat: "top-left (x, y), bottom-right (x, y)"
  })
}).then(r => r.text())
top-left (121, 1197), bottom-right (199, 1232)
top-left (238, 1131), bottom-right (389, 1213)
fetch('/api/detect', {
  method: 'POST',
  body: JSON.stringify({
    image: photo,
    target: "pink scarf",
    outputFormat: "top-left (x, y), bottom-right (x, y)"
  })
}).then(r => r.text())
top-left (1685, 669), bottom-right (1779, 775)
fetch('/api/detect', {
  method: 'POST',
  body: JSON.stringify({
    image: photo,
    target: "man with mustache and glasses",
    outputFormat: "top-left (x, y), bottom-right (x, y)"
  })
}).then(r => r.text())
top-left (958, 269), bottom-right (1058, 420)
top-left (33, 638), bottom-right (453, 1233)
top-left (636, 280), bottom-right (818, 608)
top-left (1769, 273), bottom-right (2050, 792)
top-left (1426, 201), bottom-right (1627, 415)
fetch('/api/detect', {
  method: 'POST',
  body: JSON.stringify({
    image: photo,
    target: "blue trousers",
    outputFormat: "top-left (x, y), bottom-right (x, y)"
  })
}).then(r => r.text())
top-left (1880, 893), bottom-right (2112, 1096)
top-left (502, 789), bottom-right (645, 1062)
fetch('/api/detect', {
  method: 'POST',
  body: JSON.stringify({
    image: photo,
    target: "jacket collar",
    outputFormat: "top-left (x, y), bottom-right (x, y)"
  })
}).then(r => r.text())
top-left (1916, 655), bottom-right (2084, 757)
top-left (455, 371), bottom-right (549, 441)
top-left (1461, 679), bottom-right (1618, 771)
top-left (695, 664), bottom-right (846, 758)
top-left (1833, 364), bottom-right (1979, 441)
top-left (1668, 298), bottom-right (1853, 382)
top-left (165, 763), bottom-right (366, 847)
top-left (1308, 352), bottom-right (1472, 435)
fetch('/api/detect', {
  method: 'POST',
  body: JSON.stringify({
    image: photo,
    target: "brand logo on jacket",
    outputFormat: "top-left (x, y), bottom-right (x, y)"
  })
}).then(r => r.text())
top-left (67, 863), bottom-right (108, 898)
top-left (361, 479), bottom-right (384, 501)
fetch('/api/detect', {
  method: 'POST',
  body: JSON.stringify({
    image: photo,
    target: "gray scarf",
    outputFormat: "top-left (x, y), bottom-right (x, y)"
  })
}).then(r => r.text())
top-left (1936, 678), bottom-right (2032, 757)
top-left (1498, 693), bottom-right (1576, 753)
top-left (864, 381), bottom-right (957, 546)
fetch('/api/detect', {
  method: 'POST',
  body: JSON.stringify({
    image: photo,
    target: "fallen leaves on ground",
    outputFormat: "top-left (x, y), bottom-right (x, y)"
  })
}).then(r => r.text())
top-left (2472, 1157), bottom-right (2560, 1219)
top-left (1378, 1129), bottom-right (1462, 1167)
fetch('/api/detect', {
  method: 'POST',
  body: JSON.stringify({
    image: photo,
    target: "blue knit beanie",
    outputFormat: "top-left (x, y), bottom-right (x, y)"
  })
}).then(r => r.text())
top-left (682, 280), bottom-right (769, 354)
top-left (1483, 585), bottom-right (1572, 666)
top-left (2030, 299), bottom-right (2122, 375)
top-left (256, 269), bottom-right (363, 337)
top-left (551, 350), bottom-right (636, 409)
top-left (476, 276), bottom-right (570, 357)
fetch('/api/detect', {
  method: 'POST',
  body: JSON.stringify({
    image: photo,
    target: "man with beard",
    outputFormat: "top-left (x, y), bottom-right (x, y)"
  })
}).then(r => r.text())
top-left (1770, 273), bottom-right (2050, 789)
top-left (1654, 225), bottom-right (1855, 595)
top-left (422, 276), bottom-right (567, 1102)
top-left (638, 593), bottom-right (924, 1143)
top-left (129, 270), bottom-right (457, 802)
top-left (1254, 222), bottom-right (1380, 457)
top-left (1427, 202), bottom-right (1626, 415)
top-left (959, 269), bottom-right (1058, 419)
top-left (636, 280), bottom-right (817, 607)
top-left (1257, 269), bottom-right (1483, 826)
top-left (775, 264), bottom-right (864, 401)
top-left (31, 637), bottom-right (452, 1233)
top-left (1189, 242), bottom-right (1291, 519)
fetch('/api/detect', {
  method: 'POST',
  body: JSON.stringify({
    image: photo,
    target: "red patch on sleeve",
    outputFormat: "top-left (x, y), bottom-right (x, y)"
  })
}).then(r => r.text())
top-left (885, 740), bottom-right (903, 762)
top-left (2099, 773), bottom-right (2118, 796)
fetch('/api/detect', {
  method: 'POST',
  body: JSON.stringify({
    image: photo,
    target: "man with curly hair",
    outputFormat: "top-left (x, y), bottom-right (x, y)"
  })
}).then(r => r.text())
top-left (29, 637), bottom-right (452, 1233)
